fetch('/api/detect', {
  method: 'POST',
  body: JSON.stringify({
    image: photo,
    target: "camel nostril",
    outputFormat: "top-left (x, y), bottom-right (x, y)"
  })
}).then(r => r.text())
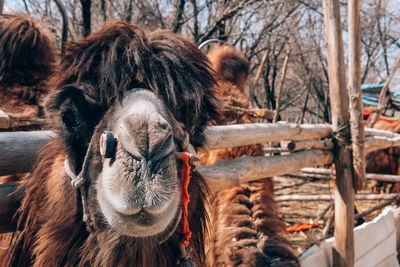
top-left (158, 121), bottom-right (169, 131)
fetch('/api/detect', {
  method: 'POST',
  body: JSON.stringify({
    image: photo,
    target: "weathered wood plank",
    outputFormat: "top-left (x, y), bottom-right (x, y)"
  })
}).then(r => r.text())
top-left (281, 139), bottom-right (334, 152)
top-left (364, 128), bottom-right (400, 138)
top-left (276, 194), bottom-right (397, 202)
top-left (365, 136), bottom-right (400, 153)
top-left (348, 0), bottom-right (366, 190)
top-left (198, 149), bottom-right (333, 192)
top-left (0, 131), bottom-right (57, 175)
top-left (301, 167), bottom-right (400, 183)
top-left (204, 122), bottom-right (333, 150)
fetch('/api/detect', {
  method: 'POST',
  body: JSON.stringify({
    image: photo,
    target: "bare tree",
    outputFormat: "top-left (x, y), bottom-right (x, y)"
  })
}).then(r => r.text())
top-left (80, 0), bottom-right (91, 37)
top-left (5, 0), bottom-right (400, 123)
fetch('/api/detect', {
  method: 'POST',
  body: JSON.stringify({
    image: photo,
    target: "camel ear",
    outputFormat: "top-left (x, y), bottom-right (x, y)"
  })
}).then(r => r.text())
top-left (46, 84), bottom-right (106, 148)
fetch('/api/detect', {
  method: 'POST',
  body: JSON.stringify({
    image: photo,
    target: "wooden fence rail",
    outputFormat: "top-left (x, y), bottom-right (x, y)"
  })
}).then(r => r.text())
top-left (199, 149), bottom-right (333, 192)
top-left (203, 122), bottom-right (332, 149)
top-left (1, 125), bottom-right (397, 176)
top-left (301, 167), bottom-right (400, 183)
top-left (0, 131), bottom-right (56, 176)
top-left (276, 194), bottom-right (398, 202)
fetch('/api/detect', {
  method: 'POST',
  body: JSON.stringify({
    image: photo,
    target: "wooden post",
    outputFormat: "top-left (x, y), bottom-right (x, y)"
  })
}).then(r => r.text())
top-left (322, 0), bottom-right (355, 266)
top-left (348, 0), bottom-right (366, 190)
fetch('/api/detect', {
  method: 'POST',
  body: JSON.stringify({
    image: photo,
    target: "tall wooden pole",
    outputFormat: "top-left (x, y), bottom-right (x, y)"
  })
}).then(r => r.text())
top-left (348, 0), bottom-right (366, 190)
top-left (322, 1), bottom-right (355, 266)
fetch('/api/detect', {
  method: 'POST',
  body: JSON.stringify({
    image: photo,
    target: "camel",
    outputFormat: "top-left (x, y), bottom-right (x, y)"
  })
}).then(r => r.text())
top-left (200, 45), bottom-right (299, 266)
top-left (0, 14), bottom-right (57, 124)
top-left (0, 21), bottom-right (219, 266)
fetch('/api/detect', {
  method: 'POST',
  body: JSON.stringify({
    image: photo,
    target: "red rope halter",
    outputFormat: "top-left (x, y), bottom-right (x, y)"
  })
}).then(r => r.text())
top-left (178, 152), bottom-right (192, 246)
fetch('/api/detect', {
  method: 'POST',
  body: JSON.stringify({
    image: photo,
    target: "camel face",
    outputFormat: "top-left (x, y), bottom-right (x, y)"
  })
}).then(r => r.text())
top-left (96, 90), bottom-right (181, 239)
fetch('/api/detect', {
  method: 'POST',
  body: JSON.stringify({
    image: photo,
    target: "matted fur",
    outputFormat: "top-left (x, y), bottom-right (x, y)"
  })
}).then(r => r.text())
top-left (201, 45), bottom-right (299, 266)
top-left (0, 14), bottom-right (57, 121)
top-left (207, 45), bottom-right (249, 93)
top-left (1, 22), bottom-right (219, 266)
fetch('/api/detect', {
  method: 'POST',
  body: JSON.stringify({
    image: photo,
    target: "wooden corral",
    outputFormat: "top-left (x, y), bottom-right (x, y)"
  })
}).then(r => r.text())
top-left (0, 2), bottom-right (399, 264)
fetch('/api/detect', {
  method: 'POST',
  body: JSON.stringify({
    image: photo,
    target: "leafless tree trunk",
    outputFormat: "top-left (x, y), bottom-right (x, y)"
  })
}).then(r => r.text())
top-left (80, 0), bottom-right (91, 37)
top-left (100, 0), bottom-right (107, 22)
top-left (22, 0), bottom-right (31, 15)
top-left (124, 0), bottom-right (133, 23)
top-left (172, 0), bottom-right (185, 33)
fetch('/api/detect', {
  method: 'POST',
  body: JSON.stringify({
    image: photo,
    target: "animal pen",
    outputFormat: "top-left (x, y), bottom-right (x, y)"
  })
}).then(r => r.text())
top-left (0, 0), bottom-right (400, 266)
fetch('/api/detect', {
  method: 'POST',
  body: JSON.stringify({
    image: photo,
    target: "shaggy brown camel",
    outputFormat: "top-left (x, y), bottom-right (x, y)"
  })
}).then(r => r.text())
top-left (0, 14), bottom-right (57, 123)
top-left (200, 45), bottom-right (299, 266)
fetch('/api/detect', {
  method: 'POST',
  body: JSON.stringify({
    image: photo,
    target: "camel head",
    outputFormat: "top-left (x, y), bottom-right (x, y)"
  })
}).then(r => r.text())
top-left (46, 22), bottom-right (218, 244)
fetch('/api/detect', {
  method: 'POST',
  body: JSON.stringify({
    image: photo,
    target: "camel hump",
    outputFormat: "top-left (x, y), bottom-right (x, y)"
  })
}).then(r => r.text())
top-left (207, 45), bottom-right (249, 88)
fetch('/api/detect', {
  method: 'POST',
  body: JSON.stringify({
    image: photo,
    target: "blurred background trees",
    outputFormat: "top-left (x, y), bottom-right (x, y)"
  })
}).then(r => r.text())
top-left (3, 0), bottom-right (400, 123)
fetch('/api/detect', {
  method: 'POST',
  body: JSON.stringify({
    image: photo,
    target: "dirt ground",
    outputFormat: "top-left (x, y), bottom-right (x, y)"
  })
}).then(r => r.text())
top-left (274, 173), bottom-right (392, 256)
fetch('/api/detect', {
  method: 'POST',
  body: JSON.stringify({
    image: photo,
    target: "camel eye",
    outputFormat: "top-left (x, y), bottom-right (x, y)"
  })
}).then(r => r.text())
top-left (100, 131), bottom-right (117, 158)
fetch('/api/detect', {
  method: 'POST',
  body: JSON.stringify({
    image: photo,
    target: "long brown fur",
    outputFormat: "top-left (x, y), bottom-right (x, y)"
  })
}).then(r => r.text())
top-left (1, 140), bottom-right (210, 266)
top-left (364, 107), bottom-right (400, 193)
top-left (201, 45), bottom-right (299, 266)
top-left (0, 14), bottom-right (57, 121)
top-left (1, 22), bottom-right (219, 266)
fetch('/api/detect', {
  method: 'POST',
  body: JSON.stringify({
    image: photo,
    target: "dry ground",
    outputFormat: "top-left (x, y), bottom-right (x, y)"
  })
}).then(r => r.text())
top-left (274, 173), bottom-right (392, 256)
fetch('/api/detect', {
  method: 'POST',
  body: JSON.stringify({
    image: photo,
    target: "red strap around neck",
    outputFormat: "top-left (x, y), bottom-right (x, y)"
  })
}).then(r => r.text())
top-left (178, 152), bottom-right (192, 246)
